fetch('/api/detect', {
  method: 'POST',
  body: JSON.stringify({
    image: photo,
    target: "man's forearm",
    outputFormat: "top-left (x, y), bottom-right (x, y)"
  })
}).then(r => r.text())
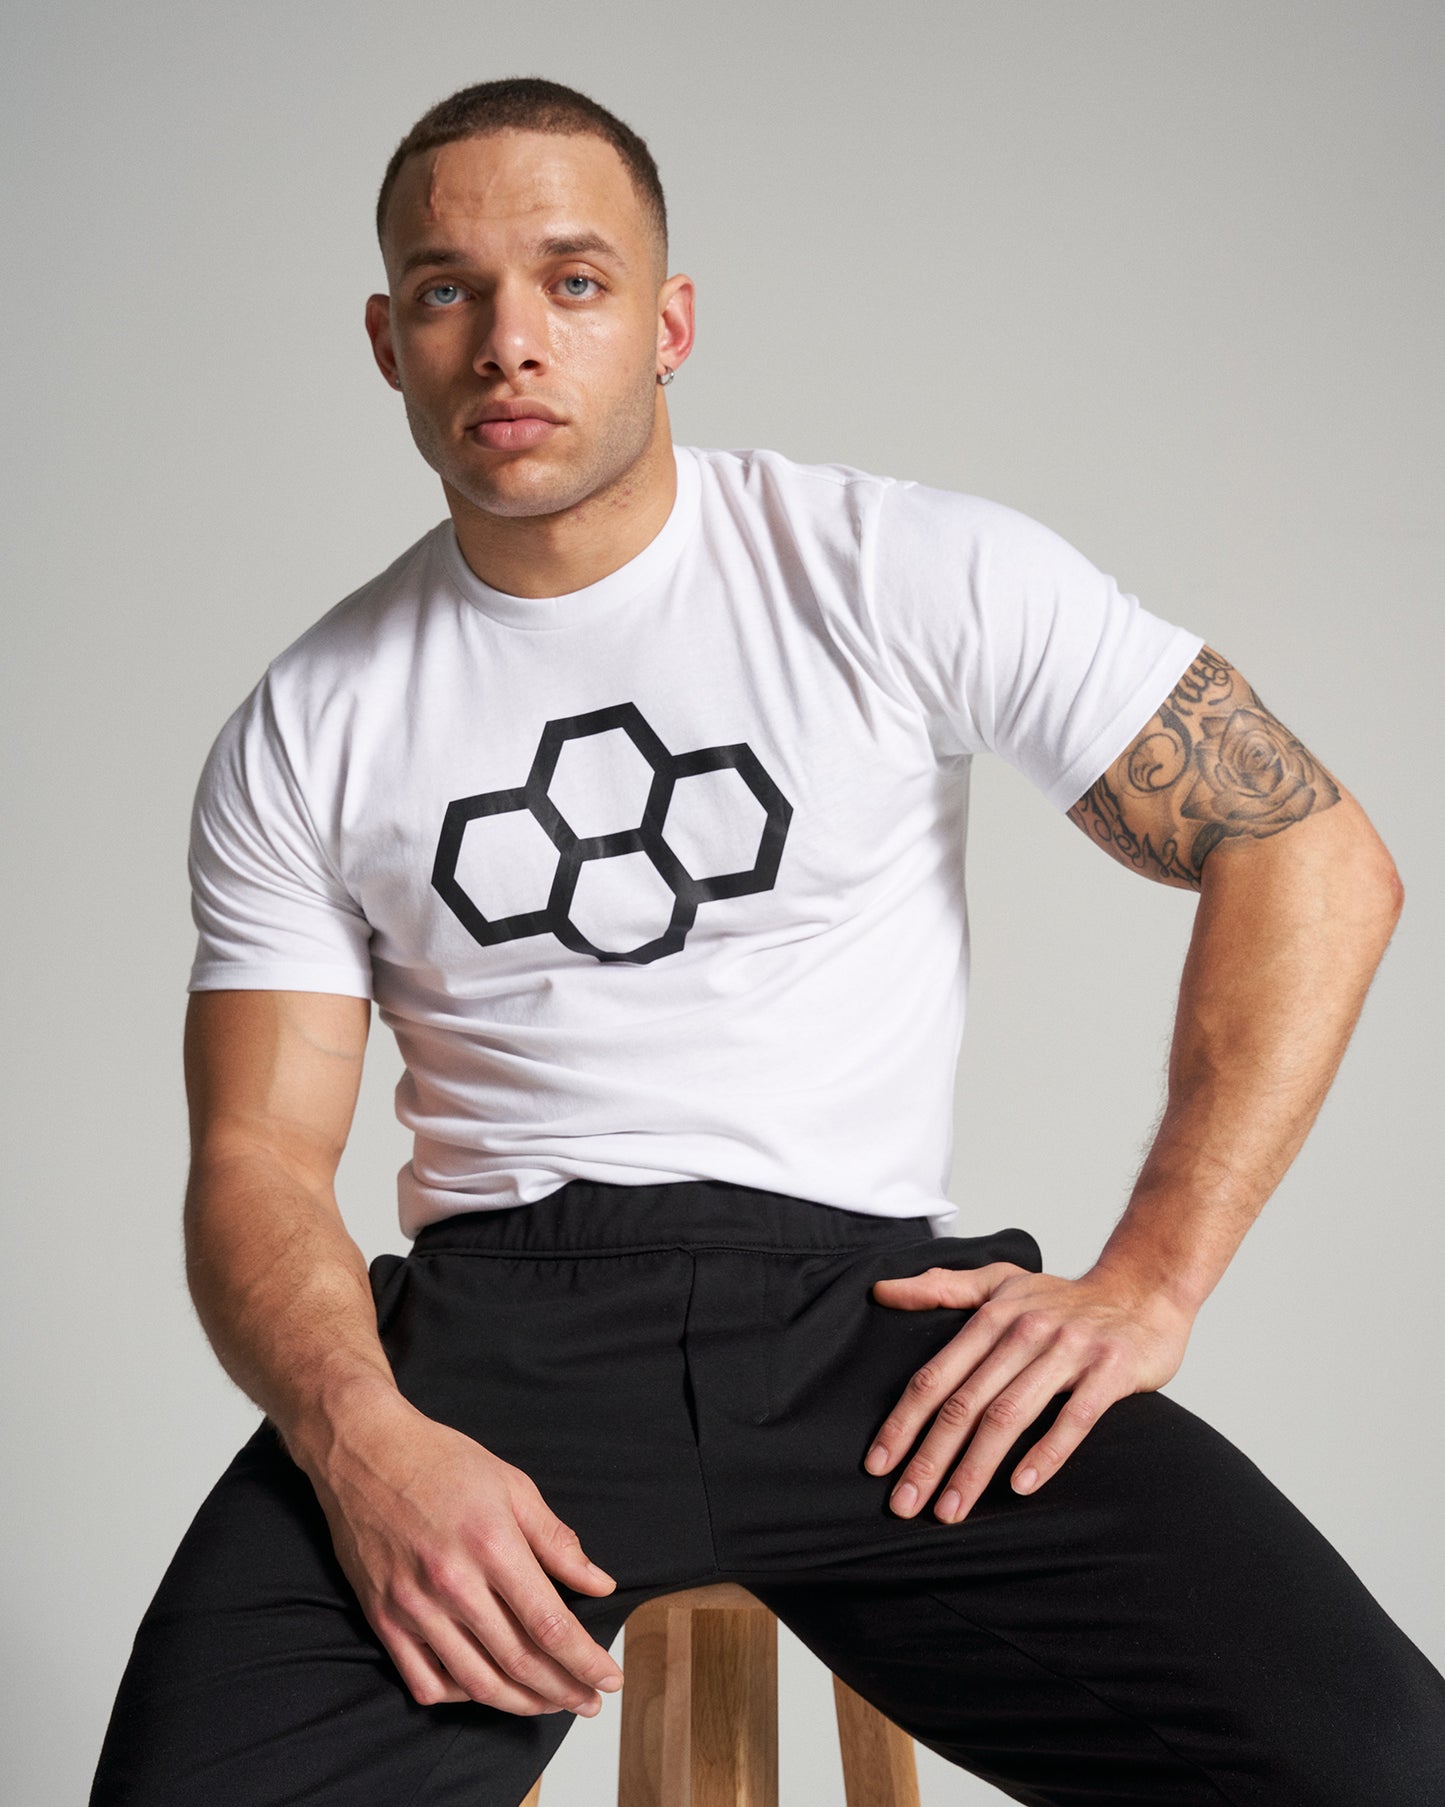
top-left (1088, 796), bottom-right (1404, 1315)
top-left (183, 1143), bottom-right (628, 1718)
top-left (183, 1149), bottom-right (407, 1475)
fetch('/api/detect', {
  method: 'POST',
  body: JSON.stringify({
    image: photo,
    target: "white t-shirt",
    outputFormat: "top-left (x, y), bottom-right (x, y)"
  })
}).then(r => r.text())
top-left (188, 444), bottom-right (1203, 1240)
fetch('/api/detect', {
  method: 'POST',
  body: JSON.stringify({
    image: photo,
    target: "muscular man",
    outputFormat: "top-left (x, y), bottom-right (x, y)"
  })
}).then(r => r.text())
top-left (91, 77), bottom-right (1445, 1805)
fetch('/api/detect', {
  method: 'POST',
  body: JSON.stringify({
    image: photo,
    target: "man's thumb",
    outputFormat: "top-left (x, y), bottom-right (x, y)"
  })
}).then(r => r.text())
top-left (576, 1561), bottom-right (616, 1593)
top-left (530, 1497), bottom-right (617, 1590)
top-left (871, 1263), bottom-right (1002, 1309)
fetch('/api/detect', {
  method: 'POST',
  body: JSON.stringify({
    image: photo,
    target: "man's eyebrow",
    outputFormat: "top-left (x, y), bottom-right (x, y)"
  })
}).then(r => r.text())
top-left (535, 232), bottom-right (627, 266)
top-left (397, 245), bottom-right (471, 279)
top-left (396, 233), bottom-right (628, 281)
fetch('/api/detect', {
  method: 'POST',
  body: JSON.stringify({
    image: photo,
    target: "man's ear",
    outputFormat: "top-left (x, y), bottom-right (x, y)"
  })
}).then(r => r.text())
top-left (656, 273), bottom-right (696, 375)
top-left (364, 292), bottom-right (402, 389)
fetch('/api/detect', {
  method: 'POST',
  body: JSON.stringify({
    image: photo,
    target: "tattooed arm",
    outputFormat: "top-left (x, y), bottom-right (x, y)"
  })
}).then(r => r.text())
top-left (1066, 646), bottom-right (1343, 886)
top-left (868, 646), bottom-right (1403, 1524)
top-left (1056, 640), bottom-right (1401, 1296)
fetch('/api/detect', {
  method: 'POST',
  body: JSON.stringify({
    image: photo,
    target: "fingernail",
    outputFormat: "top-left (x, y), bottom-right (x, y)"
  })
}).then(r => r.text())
top-left (892, 1481), bottom-right (917, 1512)
top-left (598, 1674), bottom-right (622, 1692)
top-left (865, 1444), bottom-right (890, 1473)
top-left (939, 1489), bottom-right (962, 1519)
top-left (1014, 1468), bottom-right (1038, 1493)
top-left (586, 1562), bottom-right (612, 1579)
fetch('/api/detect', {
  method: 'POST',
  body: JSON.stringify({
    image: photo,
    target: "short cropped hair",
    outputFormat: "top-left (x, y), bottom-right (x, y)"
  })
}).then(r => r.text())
top-left (375, 76), bottom-right (668, 264)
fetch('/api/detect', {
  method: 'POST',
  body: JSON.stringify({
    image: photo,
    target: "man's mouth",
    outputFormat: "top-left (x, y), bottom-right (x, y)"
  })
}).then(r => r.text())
top-left (466, 402), bottom-right (563, 452)
top-left (471, 417), bottom-right (558, 450)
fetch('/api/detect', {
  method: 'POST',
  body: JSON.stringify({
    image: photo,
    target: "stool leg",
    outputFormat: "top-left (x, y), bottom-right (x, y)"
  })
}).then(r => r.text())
top-left (690, 1608), bottom-right (778, 1807)
top-left (618, 1596), bottom-right (673, 1807)
top-left (831, 1674), bottom-right (921, 1807)
top-left (617, 1598), bottom-right (780, 1807)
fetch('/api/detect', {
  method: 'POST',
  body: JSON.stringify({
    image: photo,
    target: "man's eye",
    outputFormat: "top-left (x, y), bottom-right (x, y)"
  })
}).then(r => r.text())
top-left (422, 283), bottom-right (462, 306)
top-left (558, 274), bottom-right (601, 299)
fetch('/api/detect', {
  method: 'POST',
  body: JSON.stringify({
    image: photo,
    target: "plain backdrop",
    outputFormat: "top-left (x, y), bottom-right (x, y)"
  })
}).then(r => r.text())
top-left (3, 3), bottom-right (1441, 1801)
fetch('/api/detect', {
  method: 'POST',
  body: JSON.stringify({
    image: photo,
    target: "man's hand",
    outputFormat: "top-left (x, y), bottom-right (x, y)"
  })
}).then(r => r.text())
top-left (863, 1263), bottom-right (1193, 1523)
top-left (860, 644), bottom-right (1401, 1532)
top-left (305, 1385), bottom-right (626, 1716)
top-left (182, 991), bottom-right (626, 1720)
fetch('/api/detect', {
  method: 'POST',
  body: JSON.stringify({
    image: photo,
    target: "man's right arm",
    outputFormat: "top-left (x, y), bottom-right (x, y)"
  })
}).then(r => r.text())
top-left (182, 988), bottom-right (626, 1716)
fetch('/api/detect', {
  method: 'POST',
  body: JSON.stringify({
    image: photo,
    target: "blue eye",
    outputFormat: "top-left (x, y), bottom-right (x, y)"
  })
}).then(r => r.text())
top-left (423, 283), bottom-right (461, 306)
top-left (559, 274), bottom-right (599, 298)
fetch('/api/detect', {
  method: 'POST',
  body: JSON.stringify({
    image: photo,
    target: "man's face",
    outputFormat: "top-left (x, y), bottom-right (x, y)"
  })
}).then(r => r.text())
top-left (367, 130), bottom-right (688, 522)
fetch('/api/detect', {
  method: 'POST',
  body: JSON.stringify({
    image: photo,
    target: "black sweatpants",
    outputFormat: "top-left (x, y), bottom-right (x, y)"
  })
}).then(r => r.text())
top-left (92, 1178), bottom-right (1445, 1805)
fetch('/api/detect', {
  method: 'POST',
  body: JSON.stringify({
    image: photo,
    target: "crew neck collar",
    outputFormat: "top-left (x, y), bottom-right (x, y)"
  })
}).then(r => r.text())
top-left (437, 443), bottom-right (701, 632)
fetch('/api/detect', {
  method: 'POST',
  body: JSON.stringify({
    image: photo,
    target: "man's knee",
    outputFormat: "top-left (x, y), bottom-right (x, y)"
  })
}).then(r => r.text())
top-left (1268, 1687), bottom-right (1445, 1805)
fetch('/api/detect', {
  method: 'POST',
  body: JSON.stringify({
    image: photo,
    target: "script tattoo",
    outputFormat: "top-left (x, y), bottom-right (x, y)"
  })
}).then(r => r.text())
top-left (1066, 647), bottom-right (1341, 888)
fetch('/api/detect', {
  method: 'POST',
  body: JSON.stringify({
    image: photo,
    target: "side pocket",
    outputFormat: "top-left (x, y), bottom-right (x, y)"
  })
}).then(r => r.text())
top-left (926, 1225), bottom-right (1044, 1276)
top-left (998, 1227), bottom-right (1044, 1274)
top-left (367, 1250), bottom-right (411, 1340)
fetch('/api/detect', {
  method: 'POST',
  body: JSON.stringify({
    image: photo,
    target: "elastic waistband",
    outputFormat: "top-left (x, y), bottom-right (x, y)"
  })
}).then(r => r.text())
top-left (410, 1176), bottom-right (940, 1257)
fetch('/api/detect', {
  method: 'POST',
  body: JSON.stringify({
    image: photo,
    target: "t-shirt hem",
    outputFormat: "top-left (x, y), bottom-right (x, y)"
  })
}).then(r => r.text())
top-left (1043, 628), bottom-right (1205, 814)
top-left (187, 961), bottom-right (374, 999)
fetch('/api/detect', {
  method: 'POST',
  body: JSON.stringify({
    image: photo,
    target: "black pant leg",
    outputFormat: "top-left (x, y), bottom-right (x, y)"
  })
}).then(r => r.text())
top-left (89, 1238), bottom-right (720, 1806)
top-left (94, 1191), bottom-right (1445, 1805)
top-left (683, 1229), bottom-right (1445, 1805)
top-left (88, 1415), bottom-right (595, 1807)
top-left (745, 1390), bottom-right (1445, 1805)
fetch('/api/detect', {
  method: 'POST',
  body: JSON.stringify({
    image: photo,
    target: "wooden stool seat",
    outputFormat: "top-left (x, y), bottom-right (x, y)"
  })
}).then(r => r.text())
top-left (522, 1581), bottom-right (920, 1806)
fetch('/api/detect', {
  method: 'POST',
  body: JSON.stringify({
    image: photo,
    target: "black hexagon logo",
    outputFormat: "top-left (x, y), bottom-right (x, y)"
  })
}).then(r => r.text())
top-left (432, 702), bottom-right (792, 965)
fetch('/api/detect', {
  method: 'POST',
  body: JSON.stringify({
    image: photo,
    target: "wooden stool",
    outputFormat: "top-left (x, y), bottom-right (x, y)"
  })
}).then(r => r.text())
top-left (521, 1581), bottom-right (920, 1806)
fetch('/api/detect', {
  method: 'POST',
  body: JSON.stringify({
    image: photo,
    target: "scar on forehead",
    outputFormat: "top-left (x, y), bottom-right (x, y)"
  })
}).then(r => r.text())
top-left (420, 152), bottom-right (506, 220)
top-left (417, 140), bottom-right (591, 221)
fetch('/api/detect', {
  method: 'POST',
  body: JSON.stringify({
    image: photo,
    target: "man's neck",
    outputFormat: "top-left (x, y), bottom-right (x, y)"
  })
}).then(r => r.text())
top-left (445, 431), bottom-right (678, 600)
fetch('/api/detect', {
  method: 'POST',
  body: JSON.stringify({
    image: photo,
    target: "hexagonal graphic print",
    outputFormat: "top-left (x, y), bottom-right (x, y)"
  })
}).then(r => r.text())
top-left (548, 727), bottom-right (656, 840)
top-left (661, 766), bottom-right (769, 885)
top-left (432, 701), bottom-right (793, 966)
top-left (568, 850), bottom-right (680, 957)
top-left (449, 805), bottom-right (559, 927)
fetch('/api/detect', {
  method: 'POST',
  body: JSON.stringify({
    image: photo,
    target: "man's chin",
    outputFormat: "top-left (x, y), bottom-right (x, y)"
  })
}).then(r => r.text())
top-left (444, 460), bottom-right (592, 522)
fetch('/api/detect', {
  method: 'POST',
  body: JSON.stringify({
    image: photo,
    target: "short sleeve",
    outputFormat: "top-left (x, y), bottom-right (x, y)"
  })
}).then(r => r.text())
top-left (187, 674), bottom-right (374, 997)
top-left (867, 480), bottom-right (1205, 811)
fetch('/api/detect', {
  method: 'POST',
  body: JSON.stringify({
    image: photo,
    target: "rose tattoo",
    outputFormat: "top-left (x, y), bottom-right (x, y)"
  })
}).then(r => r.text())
top-left (1067, 650), bottom-right (1341, 886)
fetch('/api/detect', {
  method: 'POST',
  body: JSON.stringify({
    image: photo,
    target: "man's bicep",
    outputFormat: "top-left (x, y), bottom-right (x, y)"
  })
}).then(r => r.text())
top-left (183, 988), bottom-right (372, 1187)
top-left (1064, 646), bottom-right (1342, 889)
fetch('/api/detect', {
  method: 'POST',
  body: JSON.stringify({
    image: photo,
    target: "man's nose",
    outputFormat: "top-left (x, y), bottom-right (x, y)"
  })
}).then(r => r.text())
top-left (473, 280), bottom-right (547, 382)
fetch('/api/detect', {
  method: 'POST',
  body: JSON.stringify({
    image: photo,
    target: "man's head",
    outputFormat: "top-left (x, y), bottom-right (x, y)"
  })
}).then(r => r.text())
top-left (375, 78), bottom-right (669, 280)
top-left (365, 78), bottom-right (693, 529)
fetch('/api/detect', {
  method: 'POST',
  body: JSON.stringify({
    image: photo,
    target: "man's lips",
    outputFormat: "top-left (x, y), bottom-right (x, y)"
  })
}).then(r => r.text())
top-left (465, 400), bottom-right (564, 451)
top-left (470, 417), bottom-right (559, 450)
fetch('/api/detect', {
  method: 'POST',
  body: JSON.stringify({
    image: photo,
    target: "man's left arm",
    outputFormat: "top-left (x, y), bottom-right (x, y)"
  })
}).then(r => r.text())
top-left (866, 644), bottom-right (1404, 1524)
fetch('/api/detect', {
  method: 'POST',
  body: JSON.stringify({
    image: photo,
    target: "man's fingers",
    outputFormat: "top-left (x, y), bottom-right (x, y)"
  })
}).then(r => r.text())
top-left (1010, 1373), bottom-right (1121, 1496)
top-left (925, 1360), bottom-right (1084, 1523)
top-left (509, 1490), bottom-right (626, 1694)
top-left (479, 1573), bottom-right (618, 1712)
top-left (871, 1261), bottom-right (1022, 1310)
top-left (864, 1269), bottom-right (1187, 1524)
top-left (382, 1568), bottom-right (608, 1716)
top-left (865, 1298), bottom-right (1038, 1474)
top-left (532, 1499), bottom-right (619, 1596)
top-left (403, 1530), bottom-right (619, 1713)
top-left (318, 1420), bottom-right (627, 1718)
top-left (428, 1608), bottom-right (602, 1718)
top-left (375, 1619), bottom-right (472, 1707)
top-left (408, 1611), bottom-right (588, 1716)
top-left (880, 1333), bottom-right (1043, 1515)
top-left (890, 1363), bottom-right (1125, 1527)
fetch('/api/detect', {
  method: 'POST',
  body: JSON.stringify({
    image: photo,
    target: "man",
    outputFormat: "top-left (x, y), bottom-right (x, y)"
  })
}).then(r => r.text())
top-left (91, 76), bottom-right (1444, 1805)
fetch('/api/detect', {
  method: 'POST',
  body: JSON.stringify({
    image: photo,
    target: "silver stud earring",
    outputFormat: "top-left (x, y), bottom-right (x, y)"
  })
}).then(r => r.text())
top-left (657, 367), bottom-right (675, 387)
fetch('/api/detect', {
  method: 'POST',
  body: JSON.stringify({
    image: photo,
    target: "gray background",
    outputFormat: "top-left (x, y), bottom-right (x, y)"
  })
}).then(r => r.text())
top-left (3, 2), bottom-right (1441, 1801)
